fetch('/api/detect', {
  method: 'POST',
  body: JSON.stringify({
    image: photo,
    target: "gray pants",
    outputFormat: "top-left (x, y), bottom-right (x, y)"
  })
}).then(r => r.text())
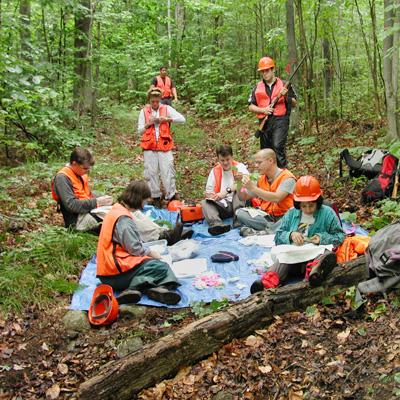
top-left (201, 193), bottom-right (245, 227)
top-left (143, 150), bottom-right (176, 200)
top-left (269, 261), bottom-right (307, 283)
top-left (235, 207), bottom-right (281, 232)
top-left (76, 213), bottom-right (101, 232)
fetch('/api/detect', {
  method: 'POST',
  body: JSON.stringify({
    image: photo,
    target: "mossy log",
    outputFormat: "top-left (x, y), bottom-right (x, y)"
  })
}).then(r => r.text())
top-left (79, 256), bottom-right (368, 400)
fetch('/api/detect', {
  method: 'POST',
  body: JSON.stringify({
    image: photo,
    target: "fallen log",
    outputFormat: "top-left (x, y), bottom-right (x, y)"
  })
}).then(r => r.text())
top-left (79, 256), bottom-right (368, 399)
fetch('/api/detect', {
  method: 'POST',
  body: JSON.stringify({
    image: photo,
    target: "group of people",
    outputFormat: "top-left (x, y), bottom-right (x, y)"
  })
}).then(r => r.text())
top-left (51, 58), bottom-right (345, 307)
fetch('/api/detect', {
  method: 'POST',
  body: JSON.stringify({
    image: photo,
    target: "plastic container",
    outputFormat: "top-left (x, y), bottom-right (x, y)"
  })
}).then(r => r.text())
top-left (144, 239), bottom-right (168, 255)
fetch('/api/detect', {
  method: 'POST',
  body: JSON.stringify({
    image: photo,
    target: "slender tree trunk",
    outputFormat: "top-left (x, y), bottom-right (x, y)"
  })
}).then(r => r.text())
top-left (383, 0), bottom-right (400, 140)
top-left (41, 7), bottom-right (52, 63)
top-left (355, 0), bottom-right (382, 117)
top-left (167, 0), bottom-right (172, 67)
top-left (322, 38), bottom-right (333, 109)
top-left (73, 0), bottom-right (93, 115)
top-left (285, 0), bottom-right (300, 132)
top-left (331, 30), bottom-right (344, 119)
top-left (19, 0), bottom-right (31, 61)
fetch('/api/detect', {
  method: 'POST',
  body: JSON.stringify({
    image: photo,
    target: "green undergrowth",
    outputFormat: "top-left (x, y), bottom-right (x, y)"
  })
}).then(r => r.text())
top-left (0, 225), bottom-right (97, 314)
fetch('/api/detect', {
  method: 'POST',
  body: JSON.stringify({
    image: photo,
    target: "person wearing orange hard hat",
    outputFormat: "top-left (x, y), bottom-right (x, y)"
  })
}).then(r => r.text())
top-left (250, 176), bottom-right (345, 293)
top-left (248, 56), bottom-right (297, 168)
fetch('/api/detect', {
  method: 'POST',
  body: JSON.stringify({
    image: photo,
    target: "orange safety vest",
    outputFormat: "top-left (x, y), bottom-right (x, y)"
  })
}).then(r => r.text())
top-left (257, 169), bottom-right (295, 217)
top-left (156, 76), bottom-right (172, 98)
top-left (140, 104), bottom-right (173, 152)
top-left (51, 166), bottom-right (93, 203)
top-left (96, 203), bottom-right (150, 277)
top-left (212, 160), bottom-right (239, 193)
top-left (336, 235), bottom-right (370, 264)
top-left (254, 78), bottom-right (287, 119)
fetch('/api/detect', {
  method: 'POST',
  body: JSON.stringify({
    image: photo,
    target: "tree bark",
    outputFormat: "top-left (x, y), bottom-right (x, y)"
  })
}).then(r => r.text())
top-left (19, 0), bottom-right (31, 61)
top-left (285, 0), bottom-right (300, 132)
top-left (383, 0), bottom-right (400, 140)
top-left (73, 0), bottom-right (93, 115)
top-left (79, 256), bottom-right (369, 400)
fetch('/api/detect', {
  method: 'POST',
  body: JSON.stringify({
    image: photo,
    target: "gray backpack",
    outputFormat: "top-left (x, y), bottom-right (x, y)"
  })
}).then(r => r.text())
top-left (356, 221), bottom-right (400, 302)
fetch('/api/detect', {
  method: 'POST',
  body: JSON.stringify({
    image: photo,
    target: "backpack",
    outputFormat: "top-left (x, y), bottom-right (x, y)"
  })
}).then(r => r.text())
top-left (339, 148), bottom-right (388, 179)
top-left (356, 221), bottom-right (400, 302)
top-left (361, 154), bottom-right (398, 203)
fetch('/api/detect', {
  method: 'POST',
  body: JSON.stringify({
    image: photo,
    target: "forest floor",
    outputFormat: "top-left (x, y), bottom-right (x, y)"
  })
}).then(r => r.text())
top-left (0, 107), bottom-right (399, 399)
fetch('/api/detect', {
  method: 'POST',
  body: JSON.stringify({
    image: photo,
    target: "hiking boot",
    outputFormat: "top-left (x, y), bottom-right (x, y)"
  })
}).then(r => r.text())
top-left (117, 289), bottom-right (142, 305)
top-left (208, 224), bottom-right (231, 236)
top-left (169, 193), bottom-right (181, 201)
top-left (145, 286), bottom-right (181, 305)
top-left (150, 197), bottom-right (162, 209)
top-left (239, 227), bottom-right (270, 237)
top-left (159, 222), bottom-right (184, 246)
top-left (308, 251), bottom-right (337, 287)
top-left (181, 228), bottom-right (194, 240)
top-left (250, 280), bottom-right (264, 294)
top-left (232, 217), bottom-right (242, 229)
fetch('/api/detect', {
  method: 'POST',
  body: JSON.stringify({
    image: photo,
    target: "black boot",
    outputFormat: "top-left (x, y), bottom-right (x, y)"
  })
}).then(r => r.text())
top-left (159, 222), bottom-right (184, 245)
top-left (145, 286), bottom-right (181, 305)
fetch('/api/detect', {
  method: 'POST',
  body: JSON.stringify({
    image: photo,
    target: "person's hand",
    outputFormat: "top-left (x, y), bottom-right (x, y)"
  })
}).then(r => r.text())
top-left (158, 116), bottom-right (171, 123)
top-left (234, 172), bottom-right (243, 182)
top-left (280, 87), bottom-right (288, 97)
top-left (290, 232), bottom-right (304, 246)
top-left (214, 192), bottom-right (224, 201)
top-left (149, 116), bottom-right (159, 125)
top-left (149, 249), bottom-right (161, 259)
top-left (242, 174), bottom-right (255, 190)
top-left (310, 235), bottom-right (320, 245)
top-left (97, 195), bottom-right (113, 207)
top-left (263, 105), bottom-right (274, 115)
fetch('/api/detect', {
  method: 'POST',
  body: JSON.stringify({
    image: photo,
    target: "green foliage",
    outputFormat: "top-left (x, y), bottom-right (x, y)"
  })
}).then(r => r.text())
top-left (191, 298), bottom-right (229, 318)
top-left (341, 211), bottom-right (357, 223)
top-left (305, 304), bottom-right (317, 317)
top-left (0, 226), bottom-right (97, 314)
top-left (368, 302), bottom-right (387, 321)
top-left (298, 136), bottom-right (317, 146)
top-left (365, 199), bottom-right (400, 231)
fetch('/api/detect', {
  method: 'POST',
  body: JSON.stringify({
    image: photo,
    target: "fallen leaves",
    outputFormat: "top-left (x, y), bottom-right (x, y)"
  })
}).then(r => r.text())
top-left (46, 384), bottom-right (60, 399)
top-left (337, 328), bottom-right (351, 343)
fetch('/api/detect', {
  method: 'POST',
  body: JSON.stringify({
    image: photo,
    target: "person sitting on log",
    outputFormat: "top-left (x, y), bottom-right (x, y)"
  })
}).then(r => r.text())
top-left (235, 148), bottom-right (296, 236)
top-left (201, 144), bottom-right (249, 236)
top-left (250, 176), bottom-right (345, 293)
top-left (96, 180), bottom-right (182, 305)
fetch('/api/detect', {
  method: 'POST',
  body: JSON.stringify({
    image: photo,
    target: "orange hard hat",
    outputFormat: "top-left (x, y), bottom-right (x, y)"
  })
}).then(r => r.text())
top-left (167, 200), bottom-right (184, 212)
top-left (294, 176), bottom-right (323, 202)
top-left (258, 57), bottom-right (275, 71)
top-left (88, 284), bottom-right (119, 326)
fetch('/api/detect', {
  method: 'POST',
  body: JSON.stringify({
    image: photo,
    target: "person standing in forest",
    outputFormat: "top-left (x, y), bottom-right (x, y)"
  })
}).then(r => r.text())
top-left (248, 56), bottom-right (297, 168)
top-left (150, 66), bottom-right (178, 106)
top-left (138, 88), bottom-right (185, 207)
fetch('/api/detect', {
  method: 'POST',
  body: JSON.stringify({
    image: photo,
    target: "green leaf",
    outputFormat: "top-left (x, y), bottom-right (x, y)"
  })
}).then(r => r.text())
top-left (305, 305), bottom-right (317, 317)
top-left (357, 327), bottom-right (366, 336)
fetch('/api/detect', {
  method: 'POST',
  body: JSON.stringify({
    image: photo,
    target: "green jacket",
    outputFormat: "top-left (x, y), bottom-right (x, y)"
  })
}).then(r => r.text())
top-left (275, 205), bottom-right (345, 246)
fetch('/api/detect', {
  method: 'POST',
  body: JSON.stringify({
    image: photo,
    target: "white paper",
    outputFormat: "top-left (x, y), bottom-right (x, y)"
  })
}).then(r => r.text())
top-left (171, 258), bottom-right (208, 279)
top-left (271, 243), bottom-right (333, 264)
top-left (239, 234), bottom-right (275, 248)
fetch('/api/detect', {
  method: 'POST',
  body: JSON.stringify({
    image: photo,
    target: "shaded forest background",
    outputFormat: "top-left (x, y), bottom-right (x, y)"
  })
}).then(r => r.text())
top-left (1, 0), bottom-right (399, 162)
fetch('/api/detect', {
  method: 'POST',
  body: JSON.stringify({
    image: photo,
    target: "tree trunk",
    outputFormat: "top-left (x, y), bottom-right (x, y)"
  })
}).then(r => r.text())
top-left (322, 38), bottom-right (333, 108)
top-left (167, 0), bottom-right (172, 67)
top-left (285, 0), bottom-right (300, 132)
top-left (73, 0), bottom-right (93, 115)
top-left (355, 0), bottom-right (382, 118)
top-left (79, 257), bottom-right (369, 400)
top-left (383, 0), bottom-right (400, 140)
top-left (19, 0), bottom-right (31, 61)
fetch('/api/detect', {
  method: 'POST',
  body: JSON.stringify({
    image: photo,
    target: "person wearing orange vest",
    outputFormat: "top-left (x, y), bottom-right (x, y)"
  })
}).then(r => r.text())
top-left (97, 180), bottom-right (181, 305)
top-left (150, 66), bottom-right (178, 106)
top-left (138, 88), bottom-right (185, 206)
top-left (236, 149), bottom-right (296, 235)
top-left (248, 56), bottom-right (297, 168)
top-left (201, 145), bottom-right (249, 236)
top-left (250, 176), bottom-right (345, 293)
top-left (52, 147), bottom-right (113, 232)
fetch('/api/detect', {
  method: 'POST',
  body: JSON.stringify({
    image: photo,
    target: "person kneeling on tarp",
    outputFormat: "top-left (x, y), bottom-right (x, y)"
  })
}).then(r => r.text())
top-left (96, 180), bottom-right (181, 305)
top-left (251, 176), bottom-right (345, 293)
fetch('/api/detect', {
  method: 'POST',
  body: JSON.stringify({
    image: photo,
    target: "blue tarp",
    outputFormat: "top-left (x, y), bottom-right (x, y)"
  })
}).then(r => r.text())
top-left (70, 206), bottom-right (368, 310)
